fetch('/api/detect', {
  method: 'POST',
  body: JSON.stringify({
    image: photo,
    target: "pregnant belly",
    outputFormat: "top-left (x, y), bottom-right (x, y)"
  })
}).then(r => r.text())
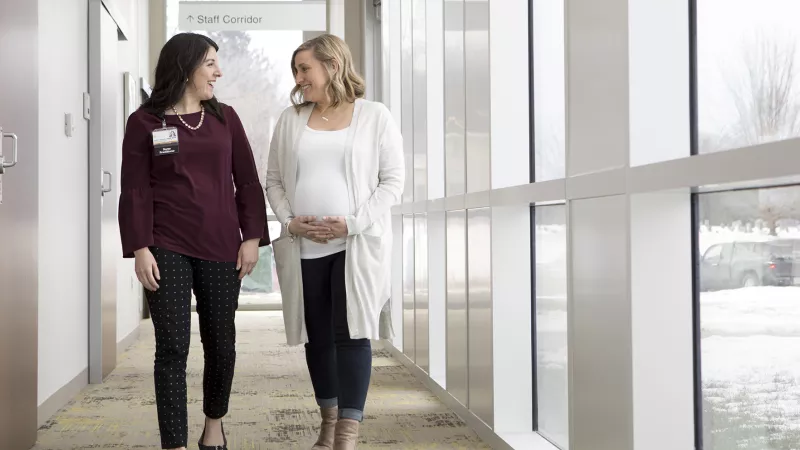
top-left (294, 182), bottom-right (351, 218)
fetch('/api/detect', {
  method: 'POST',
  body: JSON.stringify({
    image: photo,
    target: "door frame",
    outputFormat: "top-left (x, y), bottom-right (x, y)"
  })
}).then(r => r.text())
top-left (88, 0), bottom-right (131, 384)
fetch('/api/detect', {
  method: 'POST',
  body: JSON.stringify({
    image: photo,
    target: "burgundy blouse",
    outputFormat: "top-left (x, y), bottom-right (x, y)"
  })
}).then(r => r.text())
top-left (118, 104), bottom-right (270, 262)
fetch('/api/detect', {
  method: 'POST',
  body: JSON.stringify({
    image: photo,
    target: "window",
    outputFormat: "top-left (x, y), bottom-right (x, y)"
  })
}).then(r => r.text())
top-left (696, 185), bottom-right (800, 449)
top-left (703, 244), bottom-right (722, 263)
top-left (530, 0), bottom-right (566, 181)
top-left (694, 0), bottom-right (800, 154)
top-left (532, 204), bottom-right (569, 448)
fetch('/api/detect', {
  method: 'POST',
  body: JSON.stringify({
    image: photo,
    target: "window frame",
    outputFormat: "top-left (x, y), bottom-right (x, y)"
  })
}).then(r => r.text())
top-left (689, 0), bottom-right (699, 157)
top-left (528, 0), bottom-right (540, 434)
top-left (529, 205), bottom-right (539, 432)
top-left (690, 194), bottom-right (704, 450)
top-left (689, 0), bottom-right (704, 446)
top-left (528, 0), bottom-right (537, 184)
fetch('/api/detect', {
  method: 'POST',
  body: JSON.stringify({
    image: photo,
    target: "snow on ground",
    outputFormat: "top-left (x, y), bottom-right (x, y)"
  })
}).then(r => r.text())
top-left (700, 287), bottom-right (800, 382)
top-left (697, 230), bottom-right (800, 399)
top-left (700, 284), bottom-right (800, 448)
top-left (701, 287), bottom-right (800, 338)
top-left (534, 225), bottom-right (800, 447)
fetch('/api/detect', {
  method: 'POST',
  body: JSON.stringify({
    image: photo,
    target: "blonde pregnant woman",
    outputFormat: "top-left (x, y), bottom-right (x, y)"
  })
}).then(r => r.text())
top-left (265, 34), bottom-right (404, 449)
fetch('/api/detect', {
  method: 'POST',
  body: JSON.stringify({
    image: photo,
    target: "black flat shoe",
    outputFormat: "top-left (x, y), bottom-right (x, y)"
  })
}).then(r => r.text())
top-left (198, 421), bottom-right (227, 450)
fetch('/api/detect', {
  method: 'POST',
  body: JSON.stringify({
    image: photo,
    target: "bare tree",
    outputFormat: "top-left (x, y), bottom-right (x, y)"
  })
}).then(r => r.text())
top-left (723, 32), bottom-right (800, 147)
top-left (721, 33), bottom-right (800, 235)
top-left (758, 185), bottom-right (800, 236)
top-left (208, 31), bottom-right (289, 180)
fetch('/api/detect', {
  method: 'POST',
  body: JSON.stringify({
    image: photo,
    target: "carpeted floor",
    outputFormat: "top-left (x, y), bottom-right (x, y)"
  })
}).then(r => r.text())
top-left (33, 311), bottom-right (490, 449)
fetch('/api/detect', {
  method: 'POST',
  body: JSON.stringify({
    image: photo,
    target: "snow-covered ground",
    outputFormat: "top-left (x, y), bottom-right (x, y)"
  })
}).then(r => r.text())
top-left (533, 224), bottom-right (800, 448)
top-left (701, 286), bottom-right (800, 449)
top-left (698, 227), bottom-right (800, 447)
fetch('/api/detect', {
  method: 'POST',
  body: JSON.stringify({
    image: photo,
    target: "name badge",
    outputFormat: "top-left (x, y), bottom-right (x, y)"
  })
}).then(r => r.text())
top-left (152, 127), bottom-right (180, 156)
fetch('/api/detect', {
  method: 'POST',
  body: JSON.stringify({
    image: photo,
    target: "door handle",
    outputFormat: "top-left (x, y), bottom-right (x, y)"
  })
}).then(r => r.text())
top-left (0, 129), bottom-right (19, 174)
top-left (101, 170), bottom-right (112, 194)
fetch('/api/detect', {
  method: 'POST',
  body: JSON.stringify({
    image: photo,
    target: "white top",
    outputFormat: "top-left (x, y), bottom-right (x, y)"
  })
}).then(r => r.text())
top-left (266, 99), bottom-right (405, 345)
top-left (294, 126), bottom-right (351, 259)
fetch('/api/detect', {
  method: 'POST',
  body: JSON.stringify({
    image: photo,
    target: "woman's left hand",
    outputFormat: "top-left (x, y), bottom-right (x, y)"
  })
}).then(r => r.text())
top-left (322, 216), bottom-right (349, 238)
top-left (237, 238), bottom-right (260, 280)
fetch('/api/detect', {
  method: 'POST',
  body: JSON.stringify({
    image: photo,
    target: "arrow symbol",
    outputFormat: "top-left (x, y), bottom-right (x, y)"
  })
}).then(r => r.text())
top-left (187, 15), bottom-right (195, 22)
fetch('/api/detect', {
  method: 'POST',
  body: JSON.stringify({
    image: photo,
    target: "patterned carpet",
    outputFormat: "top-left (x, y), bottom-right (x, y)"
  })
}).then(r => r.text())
top-left (33, 311), bottom-right (490, 449)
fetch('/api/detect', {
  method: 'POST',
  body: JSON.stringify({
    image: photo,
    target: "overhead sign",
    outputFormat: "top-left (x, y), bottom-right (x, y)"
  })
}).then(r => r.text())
top-left (179, 1), bottom-right (326, 31)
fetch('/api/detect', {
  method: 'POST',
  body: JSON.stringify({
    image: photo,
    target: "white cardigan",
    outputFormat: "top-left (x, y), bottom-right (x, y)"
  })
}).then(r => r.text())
top-left (265, 99), bottom-right (405, 344)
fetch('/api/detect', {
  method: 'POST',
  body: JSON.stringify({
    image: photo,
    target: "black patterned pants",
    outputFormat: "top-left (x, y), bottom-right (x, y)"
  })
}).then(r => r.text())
top-left (145, 247), bottom-right (240, 449)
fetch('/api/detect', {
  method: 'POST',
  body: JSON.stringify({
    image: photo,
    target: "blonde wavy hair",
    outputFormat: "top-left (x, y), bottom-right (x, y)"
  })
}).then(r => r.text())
top-left (290, 34), bottom-right (366, 112)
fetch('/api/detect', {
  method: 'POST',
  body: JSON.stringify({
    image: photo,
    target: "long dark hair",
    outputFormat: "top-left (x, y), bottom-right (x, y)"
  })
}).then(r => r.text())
top-left (142, 32), bottom-right (225, 123)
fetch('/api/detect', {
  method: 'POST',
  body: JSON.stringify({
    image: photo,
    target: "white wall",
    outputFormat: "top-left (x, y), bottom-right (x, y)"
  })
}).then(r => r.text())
top-left (38, 0), bottom-right (91, 406)
top-left (115, 0), bottom-right (150, 346)
top-left (38, 0), bottom-right (150, 407)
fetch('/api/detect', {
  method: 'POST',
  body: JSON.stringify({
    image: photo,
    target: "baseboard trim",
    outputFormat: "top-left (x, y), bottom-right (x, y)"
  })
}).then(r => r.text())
top-left (383, 341), bottom-right (515, 450)
top-left (117, 324), bottom-right (140, 356)
top-left (38, 368), bottom-right (88, 428)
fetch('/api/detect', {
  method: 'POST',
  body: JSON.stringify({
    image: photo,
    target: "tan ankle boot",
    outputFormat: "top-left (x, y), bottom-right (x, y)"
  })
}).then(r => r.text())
top-left (333, 419), bottom-right (360, 450)
top-left (311, 407), bottom-right (338, 449)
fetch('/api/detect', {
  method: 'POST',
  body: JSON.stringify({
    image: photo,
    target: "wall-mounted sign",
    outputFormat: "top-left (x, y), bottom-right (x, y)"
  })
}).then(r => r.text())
top-left (179, 1), bottom-right (326, 31)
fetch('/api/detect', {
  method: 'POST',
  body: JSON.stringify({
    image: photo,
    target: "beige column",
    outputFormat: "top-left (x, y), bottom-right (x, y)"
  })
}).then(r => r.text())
top-left (327, 0), bottom-right (345, 38)
top-left (303, 30), bottom-right (325, 43)
top-left (147, 0), bottom-right (166, 83)
top-left (327, 0), bottom-right (365, 76)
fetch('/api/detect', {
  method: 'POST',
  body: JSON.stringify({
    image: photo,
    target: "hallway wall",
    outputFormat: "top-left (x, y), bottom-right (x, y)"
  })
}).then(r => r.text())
top-left (37, 0), bottom-right (150, 410)
top-left (114, 0), bottom-right (150, 348)
top-left (37, 0), bottom-right (91, 407)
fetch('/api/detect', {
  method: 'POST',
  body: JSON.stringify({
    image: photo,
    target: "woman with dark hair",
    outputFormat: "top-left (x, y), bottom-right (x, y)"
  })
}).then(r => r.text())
top-left (118, 32), bottom-right (270, 450)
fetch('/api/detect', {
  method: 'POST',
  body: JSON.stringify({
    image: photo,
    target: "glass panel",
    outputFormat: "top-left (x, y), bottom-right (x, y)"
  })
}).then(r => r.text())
top-left (446, 210), bottom-right (468, 405)
top-left (403, 215), bottom-right (416, 360)
top-left (464, 0), bottom-right (490, 193)
top-left (412, 0), bottom-right (428, 201)
top-left (696, 0), bottom-right (800, 154)
top-left (697, 186), bottom-right (800, 449)
top-left (239, 220), bottom-right (283, 308)
top-left (467, 207), bottom-right (493, 425)
top-left (531, 0), bottom-right (566, 181)
top-left (401, 0), bottom-right (415, 203)
top-left (444, 0), bottom-right (466, 196)
top-left (533, 204), bottom-right (569, 448)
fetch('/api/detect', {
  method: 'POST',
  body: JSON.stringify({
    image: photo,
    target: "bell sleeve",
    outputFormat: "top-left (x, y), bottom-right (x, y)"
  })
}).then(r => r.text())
top-left (227, 106), bottom-right (270, 246)
top-left (118, 112), bottom-right (155, 258)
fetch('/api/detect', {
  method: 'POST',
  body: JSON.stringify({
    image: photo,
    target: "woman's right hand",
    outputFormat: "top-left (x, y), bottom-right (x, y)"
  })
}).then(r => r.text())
top-left (134, 248), bottom-right (160, 291)
top-left (289, 216), bottom-right (333, 243)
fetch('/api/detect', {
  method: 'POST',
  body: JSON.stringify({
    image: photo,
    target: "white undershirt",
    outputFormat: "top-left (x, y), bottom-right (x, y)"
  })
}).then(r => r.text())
top-left (294, 126), bottom-right (351, 259)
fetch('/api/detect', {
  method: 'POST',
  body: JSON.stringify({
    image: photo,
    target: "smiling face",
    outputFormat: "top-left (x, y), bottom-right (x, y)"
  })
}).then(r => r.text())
top-left (293, 49), bottom-right (332, 105)
top-left (187, 47), bottom-right (222, 101)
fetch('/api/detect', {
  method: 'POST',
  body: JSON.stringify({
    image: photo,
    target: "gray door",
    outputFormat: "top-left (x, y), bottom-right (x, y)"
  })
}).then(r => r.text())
top-left (89, 0), bottom-right (120, 383)
top-left (0, 0), bottom-right (39, 447)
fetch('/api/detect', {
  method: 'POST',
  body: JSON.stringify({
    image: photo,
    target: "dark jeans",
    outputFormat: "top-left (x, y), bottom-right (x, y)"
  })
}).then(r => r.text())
top-left (145, 247), bottom-right (240, 449)
top-left (301, 250), bottom-right (372, 422)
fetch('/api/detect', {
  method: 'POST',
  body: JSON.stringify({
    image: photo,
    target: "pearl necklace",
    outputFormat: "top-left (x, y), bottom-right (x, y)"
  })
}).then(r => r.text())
top-left (171, 104), bottom-right (205, 130)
